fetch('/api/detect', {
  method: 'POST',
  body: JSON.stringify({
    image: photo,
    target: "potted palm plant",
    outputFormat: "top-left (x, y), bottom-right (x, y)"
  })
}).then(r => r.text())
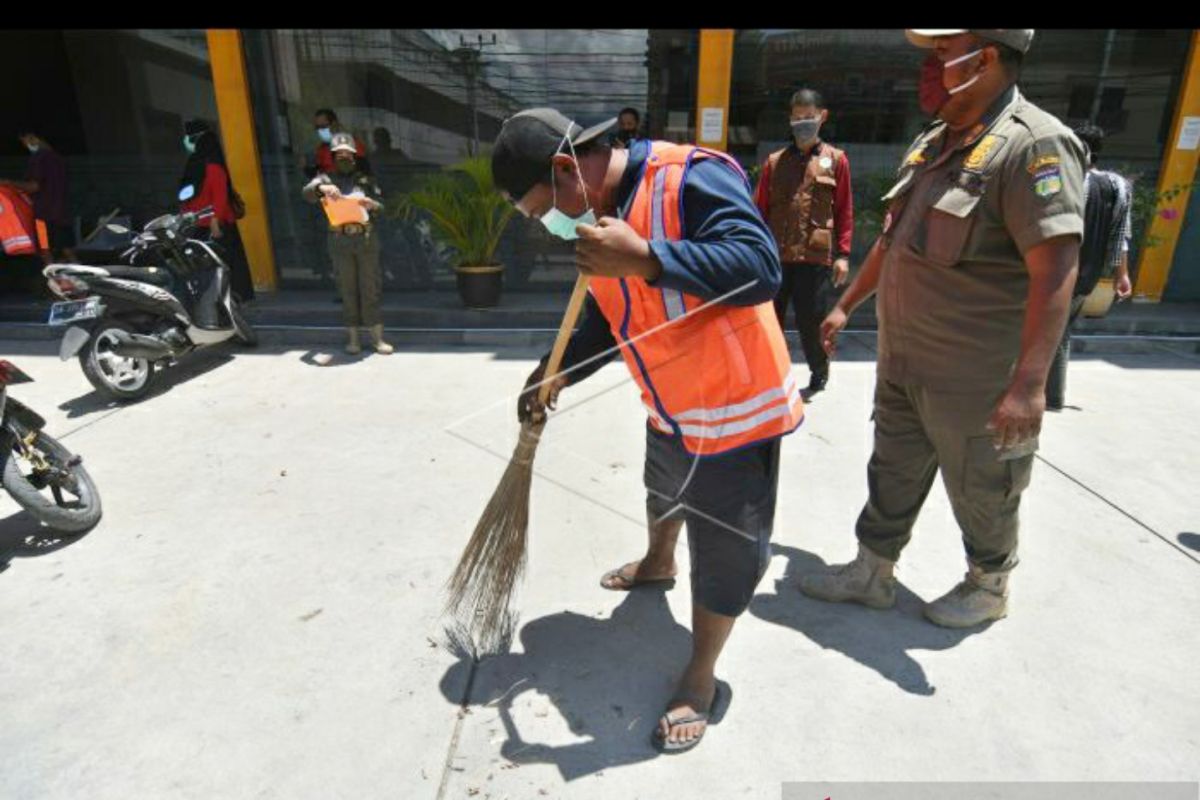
top-left (396, 156), bottom-right (516, 309)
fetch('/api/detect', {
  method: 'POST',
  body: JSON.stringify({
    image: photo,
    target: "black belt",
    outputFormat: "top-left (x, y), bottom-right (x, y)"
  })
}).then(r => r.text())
top-left (333, 223), bottom-right (370, 236)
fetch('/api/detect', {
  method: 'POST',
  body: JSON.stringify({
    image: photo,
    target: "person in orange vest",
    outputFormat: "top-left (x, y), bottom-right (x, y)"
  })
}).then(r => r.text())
top-left (754, 88), bottom-right (854, 400)
top-left (0, 128), bottom-right (73, 264)
top-left (492, 109), bottom-right (802, 754)
top-left (0, 186), bottom-right (37, 257)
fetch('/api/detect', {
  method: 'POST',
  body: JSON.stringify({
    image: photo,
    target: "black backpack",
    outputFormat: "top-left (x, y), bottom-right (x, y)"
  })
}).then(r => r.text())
top-left (1075, 171), bottom-right (1123, 297)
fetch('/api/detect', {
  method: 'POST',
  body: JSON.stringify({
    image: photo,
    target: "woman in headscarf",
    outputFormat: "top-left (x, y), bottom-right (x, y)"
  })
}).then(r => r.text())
top-left (179, 119), bottom-right (255, 302)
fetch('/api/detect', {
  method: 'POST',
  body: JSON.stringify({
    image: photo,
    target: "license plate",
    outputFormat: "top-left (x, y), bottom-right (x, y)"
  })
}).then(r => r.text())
top-left (47, 297), bottom-right (102, 326)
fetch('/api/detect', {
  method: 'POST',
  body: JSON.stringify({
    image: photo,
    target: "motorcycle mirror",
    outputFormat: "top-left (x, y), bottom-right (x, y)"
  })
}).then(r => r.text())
top-left (179, 184), bottom-right (196, 202)
top-left (106, 224), bottom-right (130, 235)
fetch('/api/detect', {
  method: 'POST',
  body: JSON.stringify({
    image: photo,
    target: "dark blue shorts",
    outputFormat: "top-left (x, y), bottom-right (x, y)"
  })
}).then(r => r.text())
top-left (643, 425), bottom-right (781, 617)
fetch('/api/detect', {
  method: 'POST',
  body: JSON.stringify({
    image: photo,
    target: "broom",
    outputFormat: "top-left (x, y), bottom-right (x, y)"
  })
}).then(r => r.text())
top-left (446, 274), bottom-right (592, 653)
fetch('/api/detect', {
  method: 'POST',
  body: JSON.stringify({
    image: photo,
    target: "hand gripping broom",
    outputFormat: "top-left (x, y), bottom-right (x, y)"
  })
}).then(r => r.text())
top-left (446, 275), bottom-right (591, 652)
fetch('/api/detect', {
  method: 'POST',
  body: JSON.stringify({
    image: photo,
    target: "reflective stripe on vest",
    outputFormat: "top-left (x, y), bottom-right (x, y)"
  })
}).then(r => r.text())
top-left (590, 141), bottom-right (804, 456)
top-left (650, 166), bottom-right (687, 321)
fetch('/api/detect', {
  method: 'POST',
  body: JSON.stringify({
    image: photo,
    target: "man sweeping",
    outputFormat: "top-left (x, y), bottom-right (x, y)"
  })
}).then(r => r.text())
top-left (491, 109), bottom-right (802, 753)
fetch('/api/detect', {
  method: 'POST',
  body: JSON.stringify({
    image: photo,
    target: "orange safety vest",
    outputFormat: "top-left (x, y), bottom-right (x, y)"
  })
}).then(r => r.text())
top-left (589, 141), bottom-right (804, 457)
top-left (0, 186), bottom-right (36, 256)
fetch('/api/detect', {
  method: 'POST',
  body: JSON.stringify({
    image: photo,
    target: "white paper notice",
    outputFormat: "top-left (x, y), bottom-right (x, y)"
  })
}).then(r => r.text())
top-left (1177, 117), bottom-right (1200, 151)
top-left (700, 107), bottom-right (725, 143)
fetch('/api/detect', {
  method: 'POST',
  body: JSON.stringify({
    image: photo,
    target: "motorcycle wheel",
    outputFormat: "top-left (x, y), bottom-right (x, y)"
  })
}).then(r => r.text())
top-left (79, 319), bottom-right (156, 401)
top-left (2, 429), bottom-right (102, 533)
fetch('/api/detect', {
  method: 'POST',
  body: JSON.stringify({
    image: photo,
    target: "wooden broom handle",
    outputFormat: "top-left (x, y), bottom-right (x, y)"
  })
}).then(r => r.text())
top-left (538, 274), bottom-right (591, 406)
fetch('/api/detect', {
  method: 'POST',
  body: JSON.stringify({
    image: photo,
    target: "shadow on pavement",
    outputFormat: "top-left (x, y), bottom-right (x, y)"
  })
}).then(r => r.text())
top-left (749, 543), bottom-right (990, 697)
top-left (298, 350), bottom-right (372, 368)
top-left (56, 349), bottom-right (235, 419)
top-left (438, 588), bottom-right (697, 781)
top-left (0, 509), bottom-right (94, 575)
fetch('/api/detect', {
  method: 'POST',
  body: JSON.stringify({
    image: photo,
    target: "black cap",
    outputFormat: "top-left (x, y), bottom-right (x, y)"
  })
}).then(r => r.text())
top-left (491, 109), bottom-right (616, 201)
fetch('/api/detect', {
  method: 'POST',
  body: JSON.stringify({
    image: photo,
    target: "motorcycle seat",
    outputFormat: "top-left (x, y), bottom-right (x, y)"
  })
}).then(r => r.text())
top-left (100, 265), bottom-right (175, 288)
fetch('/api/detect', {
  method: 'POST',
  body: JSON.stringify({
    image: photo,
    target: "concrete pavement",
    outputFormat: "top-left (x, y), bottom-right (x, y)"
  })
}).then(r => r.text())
top-left (1, 334), bottom-right (1197, 799)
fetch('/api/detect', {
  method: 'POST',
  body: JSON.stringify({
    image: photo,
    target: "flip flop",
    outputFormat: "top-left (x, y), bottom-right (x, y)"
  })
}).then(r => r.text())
top-left (600, 562), bottom-right (677, 592)
top-left (652, 680), bottom-right (731, 754)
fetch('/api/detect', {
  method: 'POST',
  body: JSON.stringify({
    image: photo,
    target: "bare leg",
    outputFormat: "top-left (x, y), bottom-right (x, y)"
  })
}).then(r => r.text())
top-left (601, 514), bottom-right (683, 589)
top-left (659, 603), bottom-right (735, 745)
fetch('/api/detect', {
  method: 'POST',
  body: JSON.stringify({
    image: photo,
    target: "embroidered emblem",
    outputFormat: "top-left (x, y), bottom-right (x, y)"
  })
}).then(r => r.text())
top-left (1033, 167), bottom-right (1063, 198)
top-left (964, 135), bottom-right (1000, 172)
top-left (1027, 154), bottom-right (1062, 175)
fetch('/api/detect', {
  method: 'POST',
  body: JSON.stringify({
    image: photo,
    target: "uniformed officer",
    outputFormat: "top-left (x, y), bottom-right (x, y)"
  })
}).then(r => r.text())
top-left (303, 133), bottom-right (393, 355)
top-left (800, 30), bottom-right (1086, 628)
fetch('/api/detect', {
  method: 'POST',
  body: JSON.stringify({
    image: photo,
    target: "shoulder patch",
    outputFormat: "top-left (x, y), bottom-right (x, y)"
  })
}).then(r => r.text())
top-left (1026, 154), bottom-right (1062, 175)
top-left (1032, 166), bottom-right (1064, 198)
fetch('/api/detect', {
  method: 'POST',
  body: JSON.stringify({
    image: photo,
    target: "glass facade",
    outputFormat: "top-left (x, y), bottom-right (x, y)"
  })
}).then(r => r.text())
top-left (0, 30), bottom-right (215, 234)
top-left (729, 29), bottom-right (1194, 267)
top-left (2, 29), bottom-right (1195, 300)
top-left (241, 29), bottom-right (699, 291)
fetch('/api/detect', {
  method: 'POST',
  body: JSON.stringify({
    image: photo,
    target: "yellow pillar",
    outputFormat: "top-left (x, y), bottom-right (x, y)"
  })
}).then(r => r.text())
top-left (1134, 29), bottom-right (1200, 300)
top-left (206, 29), bottom-right (277, 292)
top-left (696, 30), bottom-right (735, 152)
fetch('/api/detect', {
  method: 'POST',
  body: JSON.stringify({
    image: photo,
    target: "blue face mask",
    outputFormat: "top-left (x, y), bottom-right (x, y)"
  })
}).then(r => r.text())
top-left (183, 135), bottom-right (197, 154)
top-left (25, 142), bottom-right (39, 154)
top-left (539, 124), bottom-right (596, 241)
top-left (317, 127), bottom-right (333, 144)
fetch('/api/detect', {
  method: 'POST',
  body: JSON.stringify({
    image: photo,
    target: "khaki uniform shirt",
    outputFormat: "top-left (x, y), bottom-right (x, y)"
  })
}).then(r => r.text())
top-left (876, 86), bottom-right (1086, 391)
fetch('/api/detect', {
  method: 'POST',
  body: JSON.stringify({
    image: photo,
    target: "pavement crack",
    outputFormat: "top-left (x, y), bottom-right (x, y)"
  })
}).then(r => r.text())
top-left (435, 655), bottom-right (480, 800)
top-left (57, 407), bottom-right (126, 441)
top-left (1037, 453), bottom-right (1199, 565)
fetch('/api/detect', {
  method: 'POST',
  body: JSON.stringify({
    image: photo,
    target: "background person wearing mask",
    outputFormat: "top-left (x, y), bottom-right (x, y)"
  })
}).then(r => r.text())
top-left (806, 30), bottom-right (1086, 629)
top-left (610, 107), bottom-right (642, 149)
top-left (309, 108), bottom-right (370, 179)
top-left (179, 119), bottom-right (255, 303)
top-left (306, 108), bottom-right (371, 304)
top-left (754, 88), bottom-right (853, 400)
top-left (302, 133), bottom-right (392, 356)
top-left (0, 128), bottom-right (73, 264)
top-left (1045, 123), bottom-right (1134, 411)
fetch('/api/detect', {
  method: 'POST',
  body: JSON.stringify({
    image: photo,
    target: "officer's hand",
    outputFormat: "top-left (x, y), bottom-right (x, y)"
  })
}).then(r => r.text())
top-left (987, 382), bottom-right (1045, 450)
top-left (1116, 273), bottom-right (1133, 300)
top-left (575, 217), bottom-right (661, 281)
top-left (821, 306), bottom-right (849, 356)
top-left (518, 358), bottom-right (569, 424)
top-left (320, 184), bottom-right (343, 201)
top-left (832, 258), bottom-right (850, 288)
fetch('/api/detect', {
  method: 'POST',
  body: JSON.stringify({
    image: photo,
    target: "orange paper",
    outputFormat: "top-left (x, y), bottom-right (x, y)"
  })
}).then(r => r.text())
top-left (322, 196), bottom-right (369, 227)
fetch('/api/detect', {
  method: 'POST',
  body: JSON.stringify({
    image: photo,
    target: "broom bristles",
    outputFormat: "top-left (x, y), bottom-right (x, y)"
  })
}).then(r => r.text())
top-left (446, 421), bottom-right (543, 654)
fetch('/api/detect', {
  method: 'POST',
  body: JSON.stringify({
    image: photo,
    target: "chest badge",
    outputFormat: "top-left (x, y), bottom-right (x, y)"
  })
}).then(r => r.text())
top-left (964, 135), bottom-right (1001, 172)
top-left (904, 143), bottom-right (928, 167)
top-left (819, 156), bottom-right (833, 170)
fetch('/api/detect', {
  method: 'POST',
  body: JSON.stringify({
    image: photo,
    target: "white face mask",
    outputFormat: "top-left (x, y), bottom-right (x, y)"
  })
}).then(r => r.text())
top-left (539, 123), bottom-right (596, 241)
top-left (943, 48), bottom-right (984, 96)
